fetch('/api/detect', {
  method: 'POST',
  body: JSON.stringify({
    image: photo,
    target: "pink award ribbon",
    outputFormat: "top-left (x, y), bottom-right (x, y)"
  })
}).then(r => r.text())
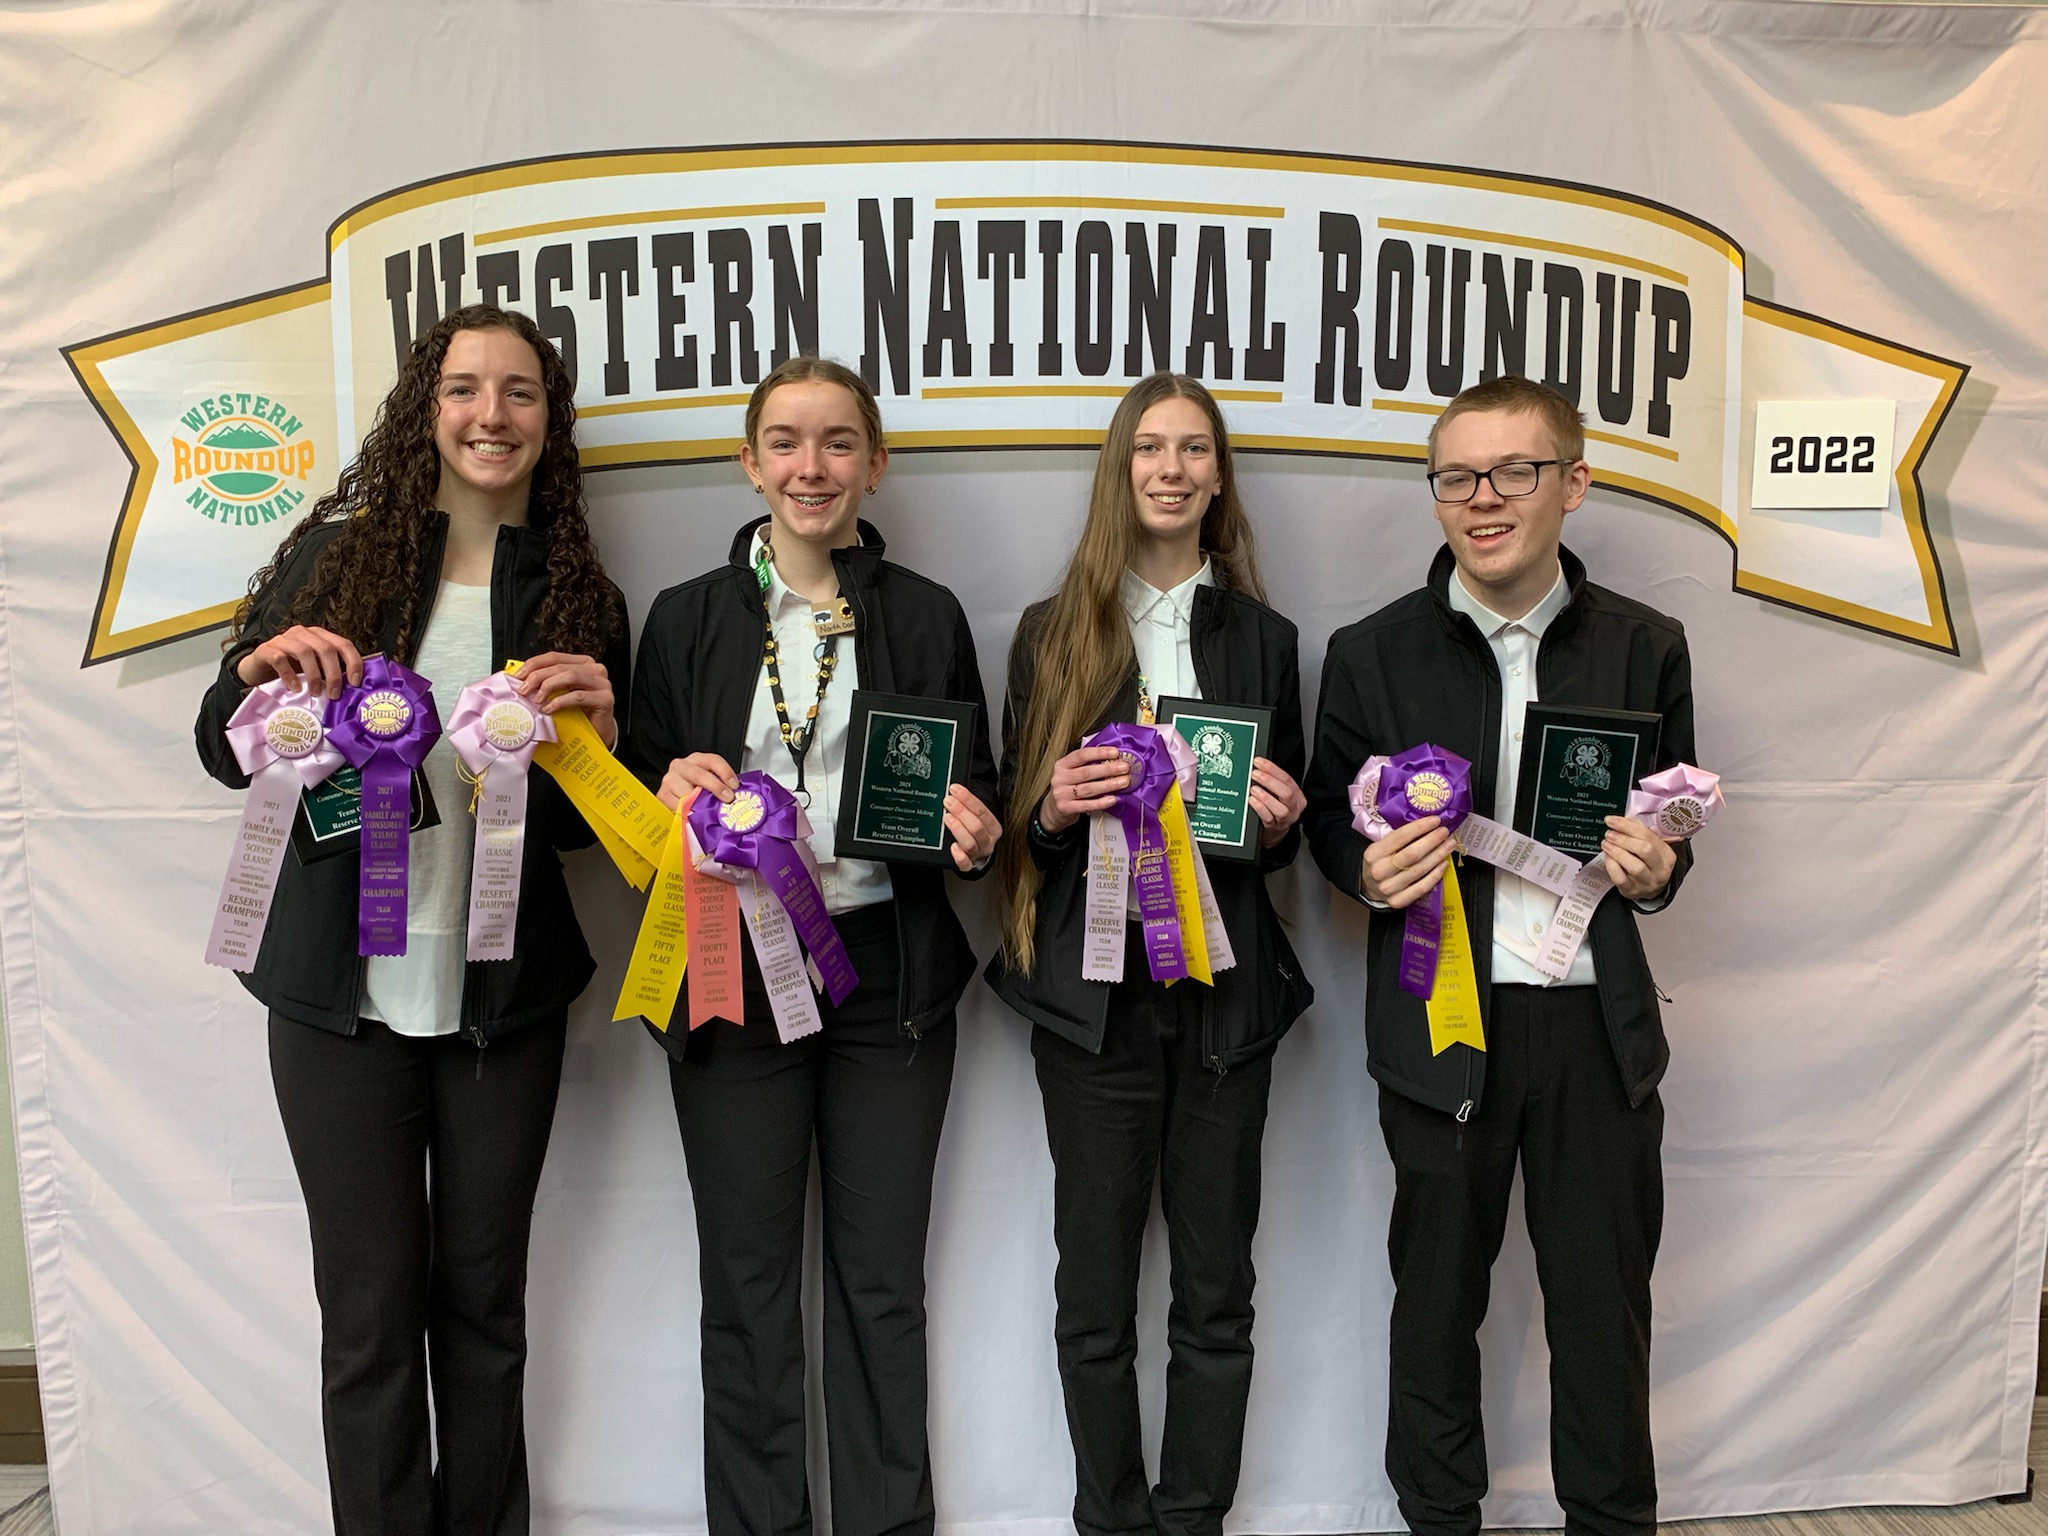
top-left (1627, 764), bottom-right (1724, 840)
top-left (204, 681), bottom-right (346, 970)
top-left (329, 657), bottom-right (441, 956)
top-left (1372, 745), bottom-right (1474, 999)
top-left (688, 772), bottom-right (858, 1043)
top-left (447, 673), bottom-right (557, 961)
top-left (1532, 763), bottom-right (1723, 980)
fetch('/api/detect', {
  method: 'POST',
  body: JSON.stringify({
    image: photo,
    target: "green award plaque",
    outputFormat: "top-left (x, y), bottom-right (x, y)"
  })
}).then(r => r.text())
top-left (1152, 696), bottom-right (1273, 863)
top-left (291, 765), bottom-right (440, 865)
top-left (836, 691), bottom-right (979, 866)
top-left (1511, 704), bottom-right (1661, 859)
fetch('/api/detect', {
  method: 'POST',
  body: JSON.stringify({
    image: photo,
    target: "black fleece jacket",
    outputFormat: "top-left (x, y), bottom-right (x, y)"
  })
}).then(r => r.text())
top-left (984, 583), bottom-right (1314, 1070)
top-left (194, 514), bottom-right (631, 1043)
top-left (1303, 544), bottom-right (1696, 1117)
top-left (622, 516), bottom-right (999, 1049)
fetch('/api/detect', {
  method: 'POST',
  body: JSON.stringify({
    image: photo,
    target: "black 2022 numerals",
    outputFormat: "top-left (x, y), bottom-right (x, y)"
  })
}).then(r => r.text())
top-left (1768, 434), bottom-right (1877, 475)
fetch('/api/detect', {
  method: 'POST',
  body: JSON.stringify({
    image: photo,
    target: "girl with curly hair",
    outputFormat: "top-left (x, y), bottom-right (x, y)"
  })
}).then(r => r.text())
top-left (194, 304), bottom-right (628, 1535)
top-left (987, 372), bottom-right (1314, 1536)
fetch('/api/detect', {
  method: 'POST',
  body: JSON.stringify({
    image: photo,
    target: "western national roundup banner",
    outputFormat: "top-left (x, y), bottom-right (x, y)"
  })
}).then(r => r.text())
top-left (9, 4), bottom-right (2048, 1535)
top-left (66, 140), bottom-right (1964, 665)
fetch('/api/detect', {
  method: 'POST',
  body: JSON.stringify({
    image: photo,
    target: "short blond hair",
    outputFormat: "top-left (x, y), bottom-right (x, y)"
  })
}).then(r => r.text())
top-left (1428, 376), bottom-right (1584, 466)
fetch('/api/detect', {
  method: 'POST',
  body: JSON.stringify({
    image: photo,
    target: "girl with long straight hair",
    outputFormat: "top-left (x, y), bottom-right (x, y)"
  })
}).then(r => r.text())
top-left (988, 371), bottom-right (1314, 1536)
top-left (623, 355), bottom-right (1001, 1536)
top-left (195, 303), bottom-right (629, 1534)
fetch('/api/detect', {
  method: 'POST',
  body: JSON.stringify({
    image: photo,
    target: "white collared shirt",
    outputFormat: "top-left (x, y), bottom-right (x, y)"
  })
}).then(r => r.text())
top-left (1122, 559), bottom-right (1214, 715)
top-left (1443, 566), bottom-right (1597, 988)
top-left (740, 530), bottom-right (892, 916)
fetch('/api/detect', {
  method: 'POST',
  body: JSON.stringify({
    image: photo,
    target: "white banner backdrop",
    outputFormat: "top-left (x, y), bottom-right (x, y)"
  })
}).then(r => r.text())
top-left (3, 2), bottom-right (2046, 1532)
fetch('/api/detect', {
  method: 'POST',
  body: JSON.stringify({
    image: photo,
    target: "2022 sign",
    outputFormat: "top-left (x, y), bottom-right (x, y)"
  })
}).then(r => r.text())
top-left (1767, 434), bottom-right (1878, 476)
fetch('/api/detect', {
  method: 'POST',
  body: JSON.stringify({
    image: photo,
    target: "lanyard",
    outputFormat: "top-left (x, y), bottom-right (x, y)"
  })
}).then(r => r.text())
top-left (762, 608), bottom-right (840, 801)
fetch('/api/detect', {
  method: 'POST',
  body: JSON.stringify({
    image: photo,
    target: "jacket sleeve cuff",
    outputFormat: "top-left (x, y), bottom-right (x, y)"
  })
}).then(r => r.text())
top-left (1027, 811), bottom-right (1083, 872)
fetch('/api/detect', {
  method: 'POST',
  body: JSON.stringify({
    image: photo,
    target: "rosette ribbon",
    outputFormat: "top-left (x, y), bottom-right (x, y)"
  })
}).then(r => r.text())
top-left (1627, 765), bottom-right (1724, 840)
top-left (329, 657), bottom-right (441, 956)
top-left (1354, 752), bottom-right (1725, 1003)
top-left (1079, 722), bottom-right (1235, 986)
top-left (204, 682), bottom-right (347, 970)
top-left (504, 658), bottom-right (672, 891)
top-left (686, 772), bottom-right (858, 1043)
top-left (447, 673), bottom-right (557, 961)
top-left (1353, 745), bottom-right (1486, 1056)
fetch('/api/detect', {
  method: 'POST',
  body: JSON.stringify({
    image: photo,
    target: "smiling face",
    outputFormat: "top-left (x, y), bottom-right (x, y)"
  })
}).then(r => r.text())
top-left (431, 327), bottom-right (548, 509)
top-left (1429, 406), bottom-right (1590, 619)
top-left (741, 380), bottom-right (886, 549)
top-left (1128, 395), bottom-right (1221, 548)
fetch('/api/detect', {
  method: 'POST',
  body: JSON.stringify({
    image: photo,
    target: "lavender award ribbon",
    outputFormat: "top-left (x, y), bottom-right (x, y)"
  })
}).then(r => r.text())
top-left (1374, 744), bottom-right (1474, 998)
top-left (1531, 763), bottom-right (1723, 980)
top-left (689, 772), bottom-right (858, 1042)
top-left (1627, 764), bottom-right (1724, 839)
top-left (329, 657), bottom-right (441, 957)
top-left (204, 681), bottom-right (346, 970)
top-left (447, 673), bottom-right (557, 961)
top-left (1080, 723), bottom-right (1189, 982)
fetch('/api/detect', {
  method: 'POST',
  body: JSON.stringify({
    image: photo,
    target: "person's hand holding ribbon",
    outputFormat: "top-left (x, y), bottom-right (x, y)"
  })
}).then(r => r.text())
top-left (1036, 744), bottom-right (1131, 834)
top-left (514, 651), bottom-right (616, 748)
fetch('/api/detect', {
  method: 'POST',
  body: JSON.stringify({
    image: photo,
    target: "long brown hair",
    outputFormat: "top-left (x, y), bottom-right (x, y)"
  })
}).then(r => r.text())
top-left (227, 303), bottom-right (621, 662)
top-left (994, 372), bottom-right (1265, 971)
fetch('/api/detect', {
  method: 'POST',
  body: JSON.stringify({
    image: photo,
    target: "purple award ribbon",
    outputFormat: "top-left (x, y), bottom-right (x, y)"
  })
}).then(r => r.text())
top-left (447, 672), bottom-right (557, 961)
top-left (1083, 722), bottom-right (1191, 983)
top-left (204, 681), bottom-right (347, 970)
top-left (1374, 744), bottom-right (1474, 999)
top-left (689, 772), bottom-right (859, 1035)
top-left (329, 656), bottom-right (441, 957)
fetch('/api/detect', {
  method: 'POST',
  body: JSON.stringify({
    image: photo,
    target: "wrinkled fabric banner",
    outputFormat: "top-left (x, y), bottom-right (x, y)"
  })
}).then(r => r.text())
top-left (2, 4), bottom-right (2046, 1535)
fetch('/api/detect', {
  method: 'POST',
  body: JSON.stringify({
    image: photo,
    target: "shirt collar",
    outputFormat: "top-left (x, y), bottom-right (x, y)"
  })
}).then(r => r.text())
top-left (1446, 562), bottom-right (1570, 640)
top-left (1121, 558), bottom-right (1215, 626)
top-left (750, 527), bottom-right (815, 617)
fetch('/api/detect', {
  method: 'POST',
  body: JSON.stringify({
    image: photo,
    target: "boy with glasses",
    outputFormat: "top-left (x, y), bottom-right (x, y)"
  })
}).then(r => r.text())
top-left (1303, 375), bottom-right (1698, 1536)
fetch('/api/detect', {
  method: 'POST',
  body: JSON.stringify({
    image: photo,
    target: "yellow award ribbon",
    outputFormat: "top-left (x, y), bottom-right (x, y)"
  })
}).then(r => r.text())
top-left (615, 811), bottom-right (690, 1028)
top-left (1158, 791), bottom-right (1213, 986)
top-left (503, 662), bottom-right (670, 890)
top-left (1425, 859), bottom-right (1486, 1056)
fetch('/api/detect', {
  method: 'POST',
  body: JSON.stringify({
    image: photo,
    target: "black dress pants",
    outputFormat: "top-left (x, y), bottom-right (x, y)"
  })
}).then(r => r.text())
top-left (1378, 984), bottom-right (1664, 1536)
top-left (667, 901), bottom-right (955, 1536)
top-left (269, 1010), bottom-right (568, 1536)
top-left (1031, 942), bottom-right (1276, 1536)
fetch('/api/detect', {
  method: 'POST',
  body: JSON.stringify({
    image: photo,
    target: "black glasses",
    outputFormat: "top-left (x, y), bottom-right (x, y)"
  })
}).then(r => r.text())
top-left (1427, 459), bottom-right (1572, 504)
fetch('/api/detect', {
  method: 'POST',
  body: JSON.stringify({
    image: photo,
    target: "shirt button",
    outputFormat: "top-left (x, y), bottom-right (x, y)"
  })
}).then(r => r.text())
top-left (1513, 730), bottom-right (1523, 742)
top-left (1533, 922), bottom-right (1546, 935)
top-left (1510, 665), bottom-right (1523, 677)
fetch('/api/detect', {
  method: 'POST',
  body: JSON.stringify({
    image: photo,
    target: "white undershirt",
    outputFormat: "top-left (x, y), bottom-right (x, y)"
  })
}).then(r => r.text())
top-left (740, 530), bottom-right (892, 916)
top-left (1122, 559), bottom-right (1213, 715)
top-left (1444, 566), bottom-right (1597, 988)
top-left (360, 582), bottom-right (495, 1036)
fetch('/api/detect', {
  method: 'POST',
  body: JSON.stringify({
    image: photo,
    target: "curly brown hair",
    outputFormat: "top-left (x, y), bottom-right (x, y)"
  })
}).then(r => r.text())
top-left (228, 304), bottom-right (621, 662)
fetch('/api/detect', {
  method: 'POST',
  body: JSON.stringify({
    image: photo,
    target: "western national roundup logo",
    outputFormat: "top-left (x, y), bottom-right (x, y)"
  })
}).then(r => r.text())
top-left (171, 393), bottom-right (317, 526)
top-left (62, 139), bottom-right (1968, 666)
